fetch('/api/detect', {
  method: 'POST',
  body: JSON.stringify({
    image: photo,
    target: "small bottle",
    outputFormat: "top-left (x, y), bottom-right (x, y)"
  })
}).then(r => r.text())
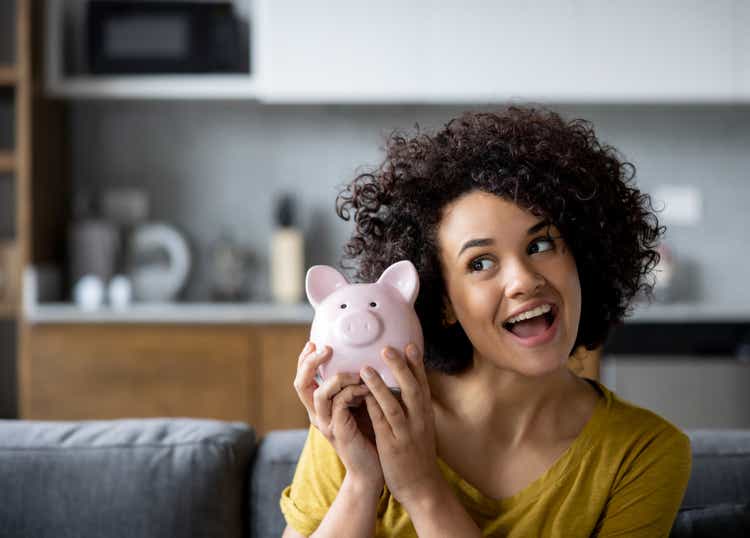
top-left (270, 194), bottom-right (304, 304)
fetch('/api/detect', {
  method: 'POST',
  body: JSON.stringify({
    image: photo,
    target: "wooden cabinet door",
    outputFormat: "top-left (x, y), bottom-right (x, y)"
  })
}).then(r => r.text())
top-left (256, 325), bottom-right (311, 434)
top-left (24, 325), bottom-right (258, 423)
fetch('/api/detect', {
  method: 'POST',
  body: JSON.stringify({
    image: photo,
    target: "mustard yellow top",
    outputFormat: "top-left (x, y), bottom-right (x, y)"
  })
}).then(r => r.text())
top-left (280, 379), bottom-right (692, 537)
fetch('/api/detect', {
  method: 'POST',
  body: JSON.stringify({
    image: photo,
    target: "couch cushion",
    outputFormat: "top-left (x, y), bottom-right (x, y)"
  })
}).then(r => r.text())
top-left (670, 502), bottom-right (750, 537)
top-left (669, 430), bottom-right (750, 538)
top-left (680, 430), bottom-right (750, 509)
top-left (249, 429), bottom-right (308, 538)
top-left (0, 418), bottom-right (255, 538)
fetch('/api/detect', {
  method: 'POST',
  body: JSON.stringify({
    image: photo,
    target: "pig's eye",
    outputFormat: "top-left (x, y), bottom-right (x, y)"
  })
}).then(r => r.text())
top-left (339, 304), bottom-right (347, 309)
top-left (369, 302), bottom-right (377, 307)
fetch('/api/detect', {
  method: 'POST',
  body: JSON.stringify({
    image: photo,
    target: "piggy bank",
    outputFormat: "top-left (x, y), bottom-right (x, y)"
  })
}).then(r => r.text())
top-left (305, 260), bottom-right (424, 391)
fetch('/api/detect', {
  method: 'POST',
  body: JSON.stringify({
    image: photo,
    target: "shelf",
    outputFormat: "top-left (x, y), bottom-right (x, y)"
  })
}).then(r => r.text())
top-left (45, 74), bottom-right (259, 100)
top-left (25, 302), bottom-right (314, 325)
top-left (0, 66), bottom-right (17, 86)
top-left (0, 152), bottom-right (15, 173)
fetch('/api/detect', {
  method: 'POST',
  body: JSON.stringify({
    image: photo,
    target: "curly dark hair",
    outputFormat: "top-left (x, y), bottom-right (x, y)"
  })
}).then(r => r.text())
top-left (335, 106), bottom-right (665, 375)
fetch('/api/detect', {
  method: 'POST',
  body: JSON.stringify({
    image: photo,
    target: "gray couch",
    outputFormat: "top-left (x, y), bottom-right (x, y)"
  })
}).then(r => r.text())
top-left (0, 419), bottom-right (748, 537)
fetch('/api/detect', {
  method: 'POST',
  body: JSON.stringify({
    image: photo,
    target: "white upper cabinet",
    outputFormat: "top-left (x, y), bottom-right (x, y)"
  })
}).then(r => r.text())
top-left (255, 0), bottom-right (750, 103)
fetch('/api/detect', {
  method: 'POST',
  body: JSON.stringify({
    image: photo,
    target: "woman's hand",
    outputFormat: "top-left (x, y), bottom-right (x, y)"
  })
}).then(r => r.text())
top-left (293, 342), bottom-right (384, 492)
top-left (361, 343), bottom-right (444, 509)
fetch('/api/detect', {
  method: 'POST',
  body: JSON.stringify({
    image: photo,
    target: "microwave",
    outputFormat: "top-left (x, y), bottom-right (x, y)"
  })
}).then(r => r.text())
top-left (87, 1), bottom-right (246, 74)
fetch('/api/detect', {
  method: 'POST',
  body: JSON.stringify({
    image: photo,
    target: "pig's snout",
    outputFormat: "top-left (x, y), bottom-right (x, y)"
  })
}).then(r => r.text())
top-left (335, 310), bottom-right (383, 346)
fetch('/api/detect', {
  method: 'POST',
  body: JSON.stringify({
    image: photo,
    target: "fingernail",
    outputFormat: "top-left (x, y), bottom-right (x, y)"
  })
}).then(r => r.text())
top-left (362, 367), bottom-right (375, 379)
top-left (406, 344), bottom-right (419, 359)
top-left (383, 348), bottom-right (396, 360)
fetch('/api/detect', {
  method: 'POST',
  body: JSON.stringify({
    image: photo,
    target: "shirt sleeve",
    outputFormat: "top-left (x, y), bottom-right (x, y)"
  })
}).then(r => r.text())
top-left (593, 427), bottom-right (692, 537)
top-left (279, 425), bottom-right (347, 536)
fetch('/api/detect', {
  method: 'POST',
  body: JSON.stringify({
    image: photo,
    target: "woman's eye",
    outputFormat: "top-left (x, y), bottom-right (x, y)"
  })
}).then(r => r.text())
top-left (529, 236), bottom-right (556, 254)
top-left (469, 258), bottom-right (495, 272)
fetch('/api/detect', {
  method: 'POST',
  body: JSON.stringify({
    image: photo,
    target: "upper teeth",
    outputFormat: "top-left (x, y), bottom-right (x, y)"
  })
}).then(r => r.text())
top-left (506, 304), bottom-right (553, 325)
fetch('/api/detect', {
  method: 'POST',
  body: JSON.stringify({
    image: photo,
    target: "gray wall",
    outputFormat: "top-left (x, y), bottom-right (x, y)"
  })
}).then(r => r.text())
top-left (71, 102), bottom-right (750, 304)
top-left (601, 356), bottom-right (750, 430)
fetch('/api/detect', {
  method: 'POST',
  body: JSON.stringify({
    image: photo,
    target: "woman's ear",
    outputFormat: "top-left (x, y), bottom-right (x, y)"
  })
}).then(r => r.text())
top-left (442, 296), bottom-right (457, 326)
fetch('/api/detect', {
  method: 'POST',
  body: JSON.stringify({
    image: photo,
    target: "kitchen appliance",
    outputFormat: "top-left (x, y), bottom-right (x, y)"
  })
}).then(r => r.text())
top-left (87, 1), bottom-right (245, 74)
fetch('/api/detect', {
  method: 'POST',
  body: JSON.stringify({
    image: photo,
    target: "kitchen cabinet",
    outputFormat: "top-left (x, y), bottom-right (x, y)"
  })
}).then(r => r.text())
top-left (21, 323), bottom-right (600, 434)
top-left (256, 0), bottom-right (750, 104)
top-left (23, 325), bottom-right (260, 423)
top-left (256, 325), bottom-right (311, 432)
top-left (44, 0), bottom-right (750, 102)
top-left (22, 324), bottom-right (310, 435)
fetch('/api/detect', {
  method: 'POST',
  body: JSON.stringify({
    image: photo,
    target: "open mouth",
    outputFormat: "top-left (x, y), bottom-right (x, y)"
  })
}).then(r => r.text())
top-left (502, 304), bottom-right (557, 335)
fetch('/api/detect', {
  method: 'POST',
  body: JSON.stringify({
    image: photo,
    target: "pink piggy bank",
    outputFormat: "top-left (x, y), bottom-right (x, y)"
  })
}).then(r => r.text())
top-left (305, 260), bottom-right (424, 391)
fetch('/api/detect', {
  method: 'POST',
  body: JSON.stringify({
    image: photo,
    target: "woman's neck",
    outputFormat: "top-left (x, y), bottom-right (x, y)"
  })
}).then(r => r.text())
top-left (427, 356), bottom-right (592, 450)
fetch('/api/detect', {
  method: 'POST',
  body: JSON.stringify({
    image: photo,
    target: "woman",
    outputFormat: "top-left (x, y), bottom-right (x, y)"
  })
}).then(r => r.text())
top-left (280, 106), bottom-right (692, 537)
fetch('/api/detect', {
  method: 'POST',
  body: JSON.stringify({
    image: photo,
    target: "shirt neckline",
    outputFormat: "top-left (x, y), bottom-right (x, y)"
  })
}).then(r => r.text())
top-left (434, 377), bottom-right (610, 514)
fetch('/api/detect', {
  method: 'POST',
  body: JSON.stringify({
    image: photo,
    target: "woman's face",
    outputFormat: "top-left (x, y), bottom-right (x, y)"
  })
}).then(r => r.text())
top-left (437, 190), bottom-right (582, 377)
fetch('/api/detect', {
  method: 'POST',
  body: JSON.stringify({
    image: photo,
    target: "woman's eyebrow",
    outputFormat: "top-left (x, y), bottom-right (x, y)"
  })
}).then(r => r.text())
top-left (457, 238), bottom-right (494, 258)
top-left (527, 219), bottom-right (552, 235)
top-left (456, 219), bottom-right (552, 259)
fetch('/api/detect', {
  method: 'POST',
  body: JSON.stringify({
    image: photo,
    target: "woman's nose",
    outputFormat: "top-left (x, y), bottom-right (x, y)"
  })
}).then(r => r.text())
top-left (503, 261), bottom-right (546, 298)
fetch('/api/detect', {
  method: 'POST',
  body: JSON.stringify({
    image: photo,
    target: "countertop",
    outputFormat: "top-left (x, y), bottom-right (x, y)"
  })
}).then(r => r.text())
top-left (22, 300), bottom-right (750, 325)
top-left (24, 302), bottom-right (315, 325)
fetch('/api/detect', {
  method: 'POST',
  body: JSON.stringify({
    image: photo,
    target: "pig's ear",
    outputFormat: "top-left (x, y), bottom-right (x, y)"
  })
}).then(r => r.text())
top-left (377, 260), bottom-right (420, 305)
top-left (306, 265), bottom-right (349, 308)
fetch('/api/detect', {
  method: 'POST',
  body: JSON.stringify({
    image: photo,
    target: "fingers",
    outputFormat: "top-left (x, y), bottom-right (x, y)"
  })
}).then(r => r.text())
top-left (313, 372), bottom-right (363, 429)
top-left (364, 393), bottom-right (390, 440)
top-left (380, 346), bottom-right (422, 417)
top-left (361, 366), bottom-right (404, 437)
top-left (405, 343), bottom-right (431, 404)
top-left (297, 341), bottom-right (315, 368)
top-left (331, 384), bottom-right (371, 440)
top-left (293, 343), bottom-right (332, 415)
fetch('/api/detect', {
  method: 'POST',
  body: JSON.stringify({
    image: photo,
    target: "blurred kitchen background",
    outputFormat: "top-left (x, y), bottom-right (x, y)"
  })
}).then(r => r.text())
top-left (0, 0), bottom-right (748, 434)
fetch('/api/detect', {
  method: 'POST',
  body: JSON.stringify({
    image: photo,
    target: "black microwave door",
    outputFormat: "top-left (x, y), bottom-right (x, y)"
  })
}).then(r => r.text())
top-left (88, 1), bottom-right (241, 75)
